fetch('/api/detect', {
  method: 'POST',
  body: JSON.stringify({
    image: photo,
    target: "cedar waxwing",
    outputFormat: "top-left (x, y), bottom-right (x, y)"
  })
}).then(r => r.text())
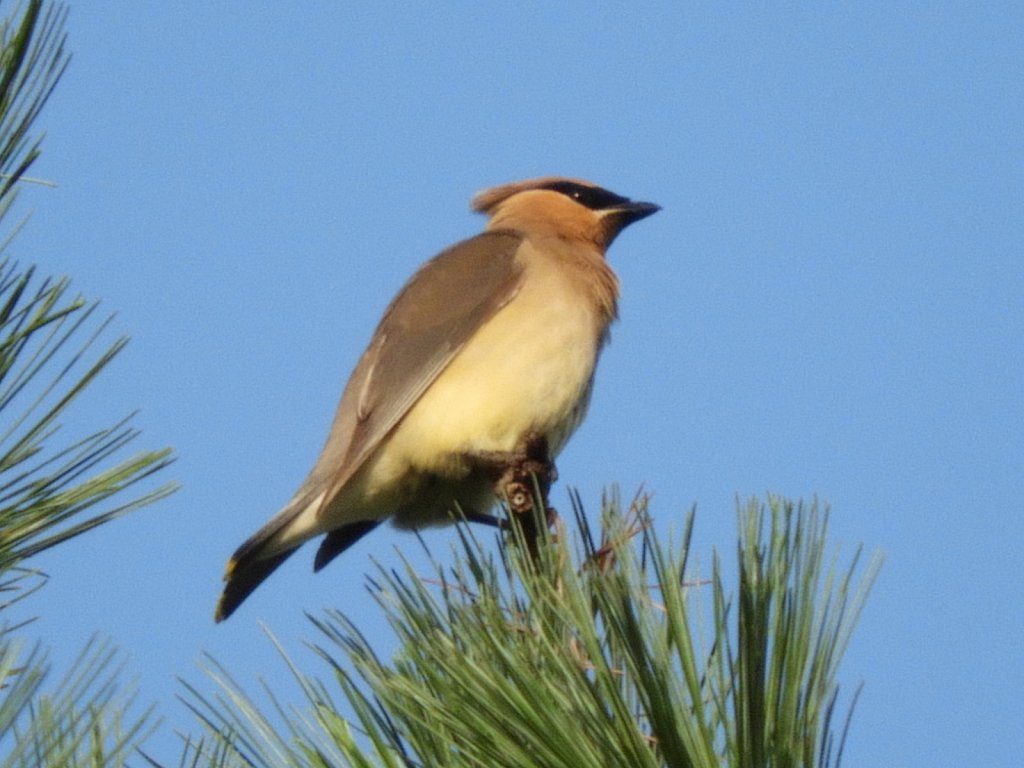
top-left (215, 177), bottom-right (659, 621)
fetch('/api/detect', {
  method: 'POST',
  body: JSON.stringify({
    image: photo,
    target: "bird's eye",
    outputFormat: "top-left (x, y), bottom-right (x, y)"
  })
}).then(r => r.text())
top-left (542, 181), bottom-right (629, 211)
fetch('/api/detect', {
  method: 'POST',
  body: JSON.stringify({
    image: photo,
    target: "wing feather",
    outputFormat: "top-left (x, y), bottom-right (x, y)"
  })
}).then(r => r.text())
top-left (307, 230), bottom-right (525, 514)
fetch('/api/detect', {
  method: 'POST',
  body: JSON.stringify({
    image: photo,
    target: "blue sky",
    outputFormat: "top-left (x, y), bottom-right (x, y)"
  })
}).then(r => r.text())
top-left (12, 2), bottom-right (1022, 764)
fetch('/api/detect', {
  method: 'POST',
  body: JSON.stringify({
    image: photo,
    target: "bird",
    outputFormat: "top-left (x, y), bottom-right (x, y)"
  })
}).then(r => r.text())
top-left (215, 176), bottom-right (659, 621)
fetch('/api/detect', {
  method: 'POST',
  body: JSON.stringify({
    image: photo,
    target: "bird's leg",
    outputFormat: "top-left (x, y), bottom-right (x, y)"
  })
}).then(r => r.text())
top-left (469, 435), bottom-right (557, 512)
top-left (502, 433), bottom-right (557, 514)
top-left (466, 434), bottom-right (561, 518)
top-left (468, 434), bottom-right (558, 557)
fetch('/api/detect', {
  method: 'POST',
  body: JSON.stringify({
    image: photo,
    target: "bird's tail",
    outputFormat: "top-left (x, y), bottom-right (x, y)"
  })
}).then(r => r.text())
top-left (214, 491), bottom-right (322, 622)
top-left (215, 545), bottom-right (297, 622)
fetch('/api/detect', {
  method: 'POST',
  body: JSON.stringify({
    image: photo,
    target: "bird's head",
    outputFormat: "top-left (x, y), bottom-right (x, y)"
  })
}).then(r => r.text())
top-left (472, 177), bottom-right (659, 251)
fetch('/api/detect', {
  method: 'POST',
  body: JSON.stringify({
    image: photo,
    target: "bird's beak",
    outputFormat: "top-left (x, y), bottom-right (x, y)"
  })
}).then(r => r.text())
top-left (600, 200), bottom-right (660, 246)
top-left (614, 200), bottom-right (661, 226)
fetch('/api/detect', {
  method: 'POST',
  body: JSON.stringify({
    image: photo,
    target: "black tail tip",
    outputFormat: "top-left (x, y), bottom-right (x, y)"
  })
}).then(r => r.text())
top-left (213, 549), bottom-right (296, 623)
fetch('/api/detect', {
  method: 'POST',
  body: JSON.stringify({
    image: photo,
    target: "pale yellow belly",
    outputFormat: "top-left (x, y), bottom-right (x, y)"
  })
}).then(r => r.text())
top-left (356, 271), bottom-right (603, 509)
top-left (397, 291), bottom-right (597, 462)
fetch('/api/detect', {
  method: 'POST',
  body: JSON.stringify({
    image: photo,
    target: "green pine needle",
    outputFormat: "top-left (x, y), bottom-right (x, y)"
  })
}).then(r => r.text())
top-left (183, 492), bottom-right (879, 768)
top-left (0, 3), bottom-right (177, 765)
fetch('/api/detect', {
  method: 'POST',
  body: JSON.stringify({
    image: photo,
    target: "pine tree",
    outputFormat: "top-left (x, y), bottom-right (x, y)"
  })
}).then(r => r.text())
top-left (0, 2), bottom-right (175, 764)
top-left (181, 493), bottom-right (879, 768)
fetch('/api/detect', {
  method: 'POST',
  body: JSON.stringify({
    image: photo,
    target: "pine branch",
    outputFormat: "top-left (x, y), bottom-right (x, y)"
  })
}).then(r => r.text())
top-left (0, 3), bottom-right (177, 765)
top-left (181, 492), bottom-right (879, 768)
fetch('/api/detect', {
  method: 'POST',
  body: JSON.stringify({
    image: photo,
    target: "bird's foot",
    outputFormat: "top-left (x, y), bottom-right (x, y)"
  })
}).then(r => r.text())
top-left (467, 443), bottom-right (554, 515)
top-left (500, 468), bottom-right (556, 517)
top-left (477, 433), bottom-right (556, 515)
top-left (463, 434), bottom-right (558, 555)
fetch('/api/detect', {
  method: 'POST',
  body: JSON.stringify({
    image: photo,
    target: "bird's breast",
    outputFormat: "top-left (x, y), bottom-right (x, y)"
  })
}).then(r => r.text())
top-left (385, 255), bottom-right (612, 475)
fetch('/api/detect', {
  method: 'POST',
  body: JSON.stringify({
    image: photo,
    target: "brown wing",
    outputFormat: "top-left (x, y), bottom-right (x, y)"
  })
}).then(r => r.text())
top-left (306, 229), bottom-right (526, 513)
